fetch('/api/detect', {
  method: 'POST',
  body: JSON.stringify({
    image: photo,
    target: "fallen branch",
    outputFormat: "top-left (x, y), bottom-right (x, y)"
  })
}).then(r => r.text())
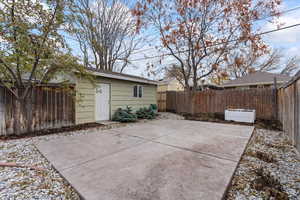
top-left (0, 162), bottom-right (46, 171)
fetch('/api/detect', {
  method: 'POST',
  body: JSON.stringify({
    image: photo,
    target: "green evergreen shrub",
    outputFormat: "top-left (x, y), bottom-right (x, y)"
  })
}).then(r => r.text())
top-left (136, 106), bottom-right (156, 119)
top-left (112, 106), bottom-right (137, 122)
top-left (149, 104), bottom-right (158, 113)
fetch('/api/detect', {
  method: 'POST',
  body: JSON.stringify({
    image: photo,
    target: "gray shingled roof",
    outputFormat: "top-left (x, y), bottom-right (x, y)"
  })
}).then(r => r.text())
top-left (222, 71), bottom-right (291, 87)
top-left (86, 68), bottom-right (157, 85)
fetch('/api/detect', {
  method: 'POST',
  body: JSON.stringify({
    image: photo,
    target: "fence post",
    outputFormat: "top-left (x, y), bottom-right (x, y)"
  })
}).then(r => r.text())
top-left (0, 87), bottom-right (5, 135)
top-left (273, 77), bottom-right (278, 120)
top-left (294, 80), bottom-right (299, 151)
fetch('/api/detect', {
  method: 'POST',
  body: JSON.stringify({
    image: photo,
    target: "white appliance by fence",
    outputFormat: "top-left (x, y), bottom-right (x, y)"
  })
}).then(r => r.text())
top-left (225, 109), bottom-right (256, 123)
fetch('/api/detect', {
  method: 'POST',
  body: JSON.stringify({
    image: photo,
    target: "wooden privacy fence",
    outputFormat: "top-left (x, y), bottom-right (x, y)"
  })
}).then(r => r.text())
top-left (0, 85), bottom-right (75, 136)
top-left (159, 88), bottom-right (277, 120)
top-left (277, 72), bottom-right (300, 151)
top-left (157, 92), bottom-right (167, 112)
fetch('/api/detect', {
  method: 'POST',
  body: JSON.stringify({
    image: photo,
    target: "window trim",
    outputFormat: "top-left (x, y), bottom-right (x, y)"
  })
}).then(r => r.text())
top-left (133, 85), bottom-right (138, 97)
top-left (133, 85), bottom-right (143, 98)
top-left (139, 85), bottom-right (143, 98)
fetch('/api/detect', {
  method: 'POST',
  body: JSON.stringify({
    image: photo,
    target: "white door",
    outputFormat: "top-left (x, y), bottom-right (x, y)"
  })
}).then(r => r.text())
top-left (95, 83), bottom-right (110, 121)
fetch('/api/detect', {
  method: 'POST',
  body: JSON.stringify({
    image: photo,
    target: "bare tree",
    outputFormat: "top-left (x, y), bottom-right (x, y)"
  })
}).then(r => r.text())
top-left (280, 56), bottom-right (300, 75)
top-left (223, 49), bottom-right (281, 79)
top-left (214, 48), bottom-right (300, 82)
top-left (71, 0), bottom-right (141, 72)
top-left (164, 64), bottom-right (186, 87)
top-left (133, 0), bottom-right (281, 91)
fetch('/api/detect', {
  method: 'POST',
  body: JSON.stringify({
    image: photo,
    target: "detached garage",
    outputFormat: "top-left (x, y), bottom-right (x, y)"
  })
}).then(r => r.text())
top-left (74, 70), bottom-right (157, 124)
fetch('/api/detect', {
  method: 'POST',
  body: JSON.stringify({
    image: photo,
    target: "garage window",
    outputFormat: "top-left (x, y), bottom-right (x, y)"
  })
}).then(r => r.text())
top-left (138, 85), bottom-right (143, 98)
top-left (133, 85), bottom-right (143, 98)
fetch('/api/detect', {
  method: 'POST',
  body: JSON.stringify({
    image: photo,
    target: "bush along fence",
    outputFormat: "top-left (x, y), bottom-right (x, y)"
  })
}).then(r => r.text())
top-left (112, 104), bottom-right (158, 122)
top-left (0, 85), bottom-right (75, 136)
top-left (277, 71), bottom-right (300, 151)
top-left (158, 88), bottom-right (277, 120)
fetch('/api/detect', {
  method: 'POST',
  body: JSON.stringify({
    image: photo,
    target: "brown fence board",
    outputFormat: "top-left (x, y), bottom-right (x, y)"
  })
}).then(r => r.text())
top-left (277, 74), bottom-right (300, 152)
top-left (0, 85), bottom-right (75, 136)
top-left (160, 88), bottom-right (277, 120)
top-left (157, 92), bottom-right (167, 112)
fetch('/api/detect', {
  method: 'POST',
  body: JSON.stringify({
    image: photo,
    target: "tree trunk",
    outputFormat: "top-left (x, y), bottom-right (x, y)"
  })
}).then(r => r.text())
top-left (12, 87), bottom-right (34, 135)
top-left (25, 96), bottom-right (33, 133)
top-left (13, 97), bottom-right (22, 135)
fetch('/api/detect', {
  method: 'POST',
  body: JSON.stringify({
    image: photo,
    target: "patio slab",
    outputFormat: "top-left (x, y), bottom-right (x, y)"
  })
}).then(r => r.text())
top-left (36, 119), bottom-right (254, 200)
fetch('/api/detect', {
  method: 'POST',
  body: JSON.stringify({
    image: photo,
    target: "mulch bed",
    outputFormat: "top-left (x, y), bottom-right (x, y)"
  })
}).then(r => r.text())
top-left (0, 123), bottom-right (104, 141)
top-left (183, 113), bottom-right (282, 131)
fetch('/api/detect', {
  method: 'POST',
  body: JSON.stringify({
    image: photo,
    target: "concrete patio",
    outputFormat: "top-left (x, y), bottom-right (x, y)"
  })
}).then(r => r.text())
top-left (36, 120), bottom-right (254, 200)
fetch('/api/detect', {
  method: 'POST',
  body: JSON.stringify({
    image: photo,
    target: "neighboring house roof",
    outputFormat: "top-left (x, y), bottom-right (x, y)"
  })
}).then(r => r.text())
top-left (87, 68), bottom-right (158, 85)
top-left (198, 83), bottom-right (224, 90)
top-left (158, 77), bottom-right (203, 86)
top-left (157, 77), bottom-right (223, 89)
top-left (222, 72), bottom-right (291, 87)
top-left (158, 77), bottom-right (177, 85)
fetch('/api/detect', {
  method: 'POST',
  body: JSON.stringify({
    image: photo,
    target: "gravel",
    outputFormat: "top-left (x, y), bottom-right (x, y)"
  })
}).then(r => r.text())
top-left (0, 136), bottom-right (82, 199)
top-left (226, 128), bottom-right (300, 200)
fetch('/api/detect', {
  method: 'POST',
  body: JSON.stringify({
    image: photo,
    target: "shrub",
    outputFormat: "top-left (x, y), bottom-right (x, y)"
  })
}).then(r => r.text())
top-left (149, 104), bottom-right (158, 113)
top-left (136, 106), bottom-right (156, 119)
top-left (112, 106), bottom-right (137, 122)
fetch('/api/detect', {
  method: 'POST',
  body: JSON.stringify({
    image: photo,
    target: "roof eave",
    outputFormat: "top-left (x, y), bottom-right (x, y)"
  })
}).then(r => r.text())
top-left (90, 71), bottom-right (158, 85)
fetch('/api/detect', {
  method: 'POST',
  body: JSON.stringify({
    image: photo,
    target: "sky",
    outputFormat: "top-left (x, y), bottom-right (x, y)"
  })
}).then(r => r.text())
top-left (263, 1), bottom-right (300, 59)
top-left (66, 0), bottom-right (300, 79)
